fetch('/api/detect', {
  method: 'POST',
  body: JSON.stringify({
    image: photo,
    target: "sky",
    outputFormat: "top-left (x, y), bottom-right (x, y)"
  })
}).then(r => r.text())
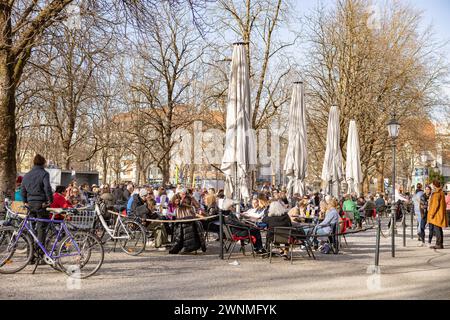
top-left (290, 0), bottom-right (450, 120)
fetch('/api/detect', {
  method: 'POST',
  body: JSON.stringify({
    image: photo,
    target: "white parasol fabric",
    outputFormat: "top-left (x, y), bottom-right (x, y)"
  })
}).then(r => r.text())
top-left (345, 120), bottom-right (362, 195)
top-left (321, 105), bottom-right (343, 197)
top-left (284, 82), bottom-right (307, 198)
top-left (220, 43), bottom-right (257, 205)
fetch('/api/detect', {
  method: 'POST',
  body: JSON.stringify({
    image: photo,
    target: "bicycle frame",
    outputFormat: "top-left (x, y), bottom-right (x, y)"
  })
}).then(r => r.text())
top-left (94, 204), bottom-right (131, 240)
top-left (7, 214), bottom-right (82, 265)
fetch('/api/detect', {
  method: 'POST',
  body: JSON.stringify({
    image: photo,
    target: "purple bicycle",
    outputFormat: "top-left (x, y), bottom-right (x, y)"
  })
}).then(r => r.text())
top-left (0, 203), bottom-right (104, 278)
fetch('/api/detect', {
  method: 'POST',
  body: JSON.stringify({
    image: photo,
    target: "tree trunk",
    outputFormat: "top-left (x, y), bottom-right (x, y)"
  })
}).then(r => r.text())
top-left (63, 145), bottom-right (71, 170)
top-left (161, 160), bottom-right (170, 185)
top-left (0, 7), bottom-right (17, 198)
top-left (102, 152), bottom-right (108, 185)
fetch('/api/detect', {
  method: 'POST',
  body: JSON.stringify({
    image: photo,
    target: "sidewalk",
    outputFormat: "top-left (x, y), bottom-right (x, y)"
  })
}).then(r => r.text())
top-left (1, 221), bottom-right (449, 299)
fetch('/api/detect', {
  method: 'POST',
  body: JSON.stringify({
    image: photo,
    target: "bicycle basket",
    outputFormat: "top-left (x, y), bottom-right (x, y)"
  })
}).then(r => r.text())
top-left (67, 210), bottom-right (97, 230)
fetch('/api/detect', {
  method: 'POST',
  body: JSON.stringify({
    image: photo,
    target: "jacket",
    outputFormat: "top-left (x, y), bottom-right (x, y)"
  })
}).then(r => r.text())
top-left (420, 193), bottom-right (431, 219)
top-left (21, 165), bottom-right (53, 203)
top-left (50, 193), bottom-right (72, 209)
top-left (170, 221), bottom-right (206, 254)
top-left (262, 213), bottom-right (292, 242)
top-left (112, 188), bottom-right (127, 204)
top-left (127, 194), bottom-right (144, 216)
top-left (343, 199), bottom-right (357, 213)
top-left (135, 204), bottom-right (159, 220)
top-left (100, 192), bottom-right (115, 208)
top-left (427, 188), bottom-right (448, 228)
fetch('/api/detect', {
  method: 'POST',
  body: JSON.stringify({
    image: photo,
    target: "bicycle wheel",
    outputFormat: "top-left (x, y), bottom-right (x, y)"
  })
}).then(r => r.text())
top-left (45, 227), bottom-right (65, 272)
top-left (0, 228), bottom-right (33, 274)
top-left (118, 220), bottom-right (146, 256)
top-left (57, 231), bottom-right (104, 279)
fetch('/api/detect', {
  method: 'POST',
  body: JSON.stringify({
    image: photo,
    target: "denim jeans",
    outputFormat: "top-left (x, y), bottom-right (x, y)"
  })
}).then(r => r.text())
top-left (419, 216), bottom-right (427, 243)
top-left (304, 226), bottom-right (330, 245)
top-left (416, 212), bottom-right (421, 235)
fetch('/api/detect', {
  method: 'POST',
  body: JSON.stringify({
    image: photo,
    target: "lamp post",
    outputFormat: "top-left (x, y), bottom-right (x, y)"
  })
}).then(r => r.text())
top-left (387, 114), bottom-right (400, 257)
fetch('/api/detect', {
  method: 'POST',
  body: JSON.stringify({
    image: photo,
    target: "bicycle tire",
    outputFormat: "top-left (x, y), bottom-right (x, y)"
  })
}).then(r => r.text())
top-left (45, 227), bottom-right (65, 272)
top-left (57, 231), bottom-right (104, 279)
top-left (0, 228), bottom-right (33, 274)
top-left (118, 220), bottom-right (146, 256)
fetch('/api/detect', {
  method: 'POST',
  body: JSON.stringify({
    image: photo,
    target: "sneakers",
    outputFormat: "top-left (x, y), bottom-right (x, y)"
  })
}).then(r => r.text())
top-left (417, 242), bottom-right (424, 247)
top-left (427, 243), bottom-right (433, 248)
top-left (157, 247), bottom-right (166, 251)
top-left (255, 248), bottom-right (267, 255)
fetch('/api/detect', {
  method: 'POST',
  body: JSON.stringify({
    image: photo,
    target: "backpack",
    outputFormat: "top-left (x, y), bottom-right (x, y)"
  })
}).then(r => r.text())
top-left (320, 243), bottom-right (331, 254)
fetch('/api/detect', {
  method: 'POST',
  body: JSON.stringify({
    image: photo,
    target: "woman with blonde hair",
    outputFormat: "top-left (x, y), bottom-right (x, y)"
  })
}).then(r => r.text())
top-left (309, 197), bottom-right (341, 250)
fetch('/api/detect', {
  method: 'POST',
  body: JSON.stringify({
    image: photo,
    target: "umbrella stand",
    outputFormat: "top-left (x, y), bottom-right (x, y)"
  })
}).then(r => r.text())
top-left (219, 209), bottom-right (224, 259)
top-left (234, 161), bottom-right (240, 215)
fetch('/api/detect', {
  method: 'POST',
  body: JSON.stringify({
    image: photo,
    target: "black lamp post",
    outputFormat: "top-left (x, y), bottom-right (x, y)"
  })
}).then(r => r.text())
top-left (387, 115), bottom-right (400, 257)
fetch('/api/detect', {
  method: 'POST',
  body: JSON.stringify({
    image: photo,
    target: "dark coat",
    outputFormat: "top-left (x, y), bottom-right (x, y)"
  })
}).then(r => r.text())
top-left (112, 188), bottom-right (127, 204)
top-left (169, 221), bottom-right (206, 254)
top-left (135, 204), bottom-right (159, 220)
top-left (21, 165), bottom-right (53, 203)
top-left (262, 213), bottom-right (292, 242)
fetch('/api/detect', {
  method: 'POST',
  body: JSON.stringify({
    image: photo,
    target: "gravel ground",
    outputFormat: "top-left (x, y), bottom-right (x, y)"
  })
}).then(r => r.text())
top-left (1, 220), bottom-right (449, 300)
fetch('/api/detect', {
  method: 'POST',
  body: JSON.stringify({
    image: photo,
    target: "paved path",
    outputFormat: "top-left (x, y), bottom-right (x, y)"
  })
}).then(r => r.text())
top-left (1, 220), bottom-right (449, 300)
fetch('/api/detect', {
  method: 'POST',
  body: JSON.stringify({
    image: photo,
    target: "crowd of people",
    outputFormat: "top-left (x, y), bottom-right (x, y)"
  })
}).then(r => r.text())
top-left (10, 154), bottom-right (450, 258)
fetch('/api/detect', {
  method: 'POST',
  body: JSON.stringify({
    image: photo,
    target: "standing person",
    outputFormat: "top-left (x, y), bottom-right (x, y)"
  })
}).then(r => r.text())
top-left (342, 194), bottom-right (358, 227)
top-left (100, 185), bottom-right (115, 208)
top-left (419, 186), bottom-right (432, 247)
top-left (14, 176), bottom-right (24, 201)
top-left (375, 194), bottom-right (386, 215)
top-left (445, 191), bottom-right (450, 227)
top-left (427, 180), bottom-right (448, 249)
top-left (112, 183), bottom-right (127, 204)
top-left (21, 154), bottom-right (54, 254)
top-left (413, 184), bottom-right (424, 241)
top-left (123, 183), bottom-right (134, 200)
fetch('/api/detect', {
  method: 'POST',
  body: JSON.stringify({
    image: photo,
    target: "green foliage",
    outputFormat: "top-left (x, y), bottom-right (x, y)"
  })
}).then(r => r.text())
top-left (428, 168), bottom-right (445, 186)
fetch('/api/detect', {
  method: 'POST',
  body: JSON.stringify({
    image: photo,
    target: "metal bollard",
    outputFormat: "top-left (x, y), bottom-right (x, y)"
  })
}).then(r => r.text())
top-left (410, 207), bottom-right (414, 240)
top-left (219, 210), bottom-right (224, 260)
top-left (403, 210), bottom-right (406, 247)
top-left (391, 203), bottom-right (396, 257)
top-left (375, 214), bottom-right (381, 266)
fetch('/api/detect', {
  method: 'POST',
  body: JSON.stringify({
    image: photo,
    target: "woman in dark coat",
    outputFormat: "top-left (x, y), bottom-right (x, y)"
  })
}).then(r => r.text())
top-left (169, 195), bottom-right (206, 254)
top-left (263, 201), bottom-right (292, 258)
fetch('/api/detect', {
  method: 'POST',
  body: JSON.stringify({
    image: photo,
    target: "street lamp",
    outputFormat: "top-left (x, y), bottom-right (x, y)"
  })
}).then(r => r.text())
top-left (387, 114), bottom-right (400, 257)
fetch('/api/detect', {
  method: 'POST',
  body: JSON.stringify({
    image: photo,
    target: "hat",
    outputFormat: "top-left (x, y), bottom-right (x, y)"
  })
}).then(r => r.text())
top-left (139, 189), bottom-right (149, 198)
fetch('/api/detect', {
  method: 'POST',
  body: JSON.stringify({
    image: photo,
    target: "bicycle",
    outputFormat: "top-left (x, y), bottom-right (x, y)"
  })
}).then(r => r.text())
top-left (0, 201), bottom-right (104, 278)
top-left (92, 199), bottom-right (147, 256)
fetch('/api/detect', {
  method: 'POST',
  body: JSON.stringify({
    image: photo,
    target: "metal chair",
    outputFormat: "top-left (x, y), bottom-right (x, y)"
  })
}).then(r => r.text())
top-left (268, 226), bottom-right (316, 264)
top-left (224, 222), bottom-right (256, 260)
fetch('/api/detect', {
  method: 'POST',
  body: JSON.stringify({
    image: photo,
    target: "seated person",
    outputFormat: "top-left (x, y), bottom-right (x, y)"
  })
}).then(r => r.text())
top-left (287, 199), bottom-right (308, 223)
top-left (50, 185), bottom-right (73, 220)
top-left (222, 200), bottom-right (266, 254)
top-left (240, 198), bottom-right (261, 221)
top-left (310, 198), bottom-right (340, 249)
top-left (127, 188), bottom-right (147, 216)
top-left (169, 195), bottom-right (206, 254)
top-left (262, 201), bottom-right (292, 257)
top-left (136, 198), bottom-right (168, 249)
